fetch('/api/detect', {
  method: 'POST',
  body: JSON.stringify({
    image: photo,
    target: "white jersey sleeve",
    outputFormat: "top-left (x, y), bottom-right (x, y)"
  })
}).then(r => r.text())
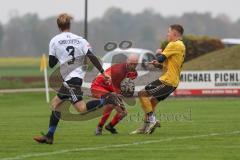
top-left (49, 39), bottom-right (56, 56)
top-left (81, 39), bottom-right (92, 54)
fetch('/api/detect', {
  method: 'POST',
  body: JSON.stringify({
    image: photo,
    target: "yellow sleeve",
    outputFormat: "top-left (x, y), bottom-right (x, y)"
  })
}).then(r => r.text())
top-left (162, 42), bottom-right (178, 58)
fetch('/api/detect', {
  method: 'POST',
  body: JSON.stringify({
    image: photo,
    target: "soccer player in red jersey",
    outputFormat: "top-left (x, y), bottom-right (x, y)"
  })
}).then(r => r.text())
top-left (91, 54), bottom-right (138, 135)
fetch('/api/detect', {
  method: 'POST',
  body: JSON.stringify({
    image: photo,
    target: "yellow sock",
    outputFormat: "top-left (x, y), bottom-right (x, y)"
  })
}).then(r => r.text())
top-left (150, 97), bottom-right (159, 112)
top-left (139, 91), bottom-right (153, 113)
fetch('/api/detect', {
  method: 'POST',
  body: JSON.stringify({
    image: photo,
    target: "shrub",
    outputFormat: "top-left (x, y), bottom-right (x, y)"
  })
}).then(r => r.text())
top-left (161, 35), bottom-right (225, 62)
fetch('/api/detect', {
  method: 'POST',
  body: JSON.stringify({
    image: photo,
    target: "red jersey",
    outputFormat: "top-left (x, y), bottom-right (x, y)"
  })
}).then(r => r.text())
top-left (91, 63), bottom-right (138, 94)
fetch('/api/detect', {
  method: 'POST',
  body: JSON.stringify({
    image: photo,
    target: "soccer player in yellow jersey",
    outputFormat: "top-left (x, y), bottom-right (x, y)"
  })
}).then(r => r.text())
top-left (131, 24), bottom-right (186, 134)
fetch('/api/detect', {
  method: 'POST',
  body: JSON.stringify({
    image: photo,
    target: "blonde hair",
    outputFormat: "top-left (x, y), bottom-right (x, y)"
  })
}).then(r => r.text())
top-left (57, 13), bottom-right (73, 31)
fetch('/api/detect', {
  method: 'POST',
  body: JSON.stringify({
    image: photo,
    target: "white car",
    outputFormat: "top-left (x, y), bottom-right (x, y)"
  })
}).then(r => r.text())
top-left (101, 48), bottom-right (156, 77)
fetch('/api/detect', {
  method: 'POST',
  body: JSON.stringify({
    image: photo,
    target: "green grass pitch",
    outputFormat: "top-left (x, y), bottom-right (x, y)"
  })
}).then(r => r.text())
top-left (0, 92), bottom-right (240, 160)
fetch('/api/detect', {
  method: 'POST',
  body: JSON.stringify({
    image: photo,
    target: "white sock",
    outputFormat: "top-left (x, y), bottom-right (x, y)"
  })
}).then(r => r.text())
top-left (148, 115), bottom-right (156, 123)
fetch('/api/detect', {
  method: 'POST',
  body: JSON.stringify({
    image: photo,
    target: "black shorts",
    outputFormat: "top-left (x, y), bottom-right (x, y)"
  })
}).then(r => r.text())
top-left (57, 77), bottom-right (83, 104)
top-left (145, 79), bottom-right (176, 102)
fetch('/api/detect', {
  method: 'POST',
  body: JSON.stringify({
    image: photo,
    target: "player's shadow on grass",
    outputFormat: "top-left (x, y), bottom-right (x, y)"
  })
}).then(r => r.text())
top-left (58, 100), bottom-right (105, 121)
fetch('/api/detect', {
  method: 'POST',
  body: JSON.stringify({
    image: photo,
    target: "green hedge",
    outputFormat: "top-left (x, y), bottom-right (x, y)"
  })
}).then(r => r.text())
top-left (161, 35), bottom-right (225, 62)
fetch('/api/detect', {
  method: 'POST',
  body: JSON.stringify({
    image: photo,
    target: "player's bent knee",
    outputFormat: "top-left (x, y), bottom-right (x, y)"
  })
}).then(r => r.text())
top-left (74, 101), bottom-right (87, 112)
top-left (51, 96), bottom-right (63, 110)
top-left (122, 110), bottom-right (128, 117)
top-left (119, 111), bottom-right (127, 119)
top-left (103, 92), bottom-right (123, 106)
top-left (138, 91), bottom-right (143, 97)
top-left (138, 90), bottom-right (147, 97)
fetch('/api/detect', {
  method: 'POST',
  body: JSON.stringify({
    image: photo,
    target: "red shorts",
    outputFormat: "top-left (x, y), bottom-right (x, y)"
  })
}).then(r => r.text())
top-left (91, 85), bottom-right (127, 115)
top-left (91, 85), bottom-right (110, 98)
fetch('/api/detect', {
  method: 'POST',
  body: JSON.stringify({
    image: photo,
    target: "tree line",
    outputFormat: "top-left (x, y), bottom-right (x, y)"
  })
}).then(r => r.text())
top-left (0, 7), bottom-right (239, 57)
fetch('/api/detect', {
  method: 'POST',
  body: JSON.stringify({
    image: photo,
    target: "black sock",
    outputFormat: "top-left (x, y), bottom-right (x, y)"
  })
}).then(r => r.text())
top-left (86, 99), bottom-right (104, 111)
top-left (108, 122), bottom-right (114, 128)
top-left (46, 111), bottom-right (61, 138)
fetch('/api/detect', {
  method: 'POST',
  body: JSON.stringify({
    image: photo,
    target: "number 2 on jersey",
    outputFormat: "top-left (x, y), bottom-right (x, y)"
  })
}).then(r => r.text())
top-left (66, 46), bottom-right (75, 65)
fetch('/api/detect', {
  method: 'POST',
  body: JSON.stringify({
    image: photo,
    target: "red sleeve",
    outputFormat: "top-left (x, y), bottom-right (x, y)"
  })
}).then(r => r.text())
top-left (126, 71), bottom-right (138, 80)
top-left (112, 85), bottom-right (121, 94)
top-left (110, 64), bottom-right (126, 92)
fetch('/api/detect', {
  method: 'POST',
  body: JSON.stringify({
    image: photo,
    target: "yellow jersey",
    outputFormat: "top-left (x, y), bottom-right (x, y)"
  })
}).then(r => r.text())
top-left (160, 40), bottom-right (186, 87)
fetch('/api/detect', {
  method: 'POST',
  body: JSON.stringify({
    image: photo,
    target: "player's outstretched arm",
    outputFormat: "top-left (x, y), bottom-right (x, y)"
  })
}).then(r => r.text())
top-left (86, 50), bottom-right (110, 82)
top-left (86, 50), bottom-right (104, 73)
top-left (49, 55), bottom-right (58, 68)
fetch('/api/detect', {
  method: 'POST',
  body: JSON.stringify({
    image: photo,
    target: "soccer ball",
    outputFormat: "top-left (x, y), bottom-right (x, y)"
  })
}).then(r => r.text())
top-left (120, 78), bottom-right (135, 97)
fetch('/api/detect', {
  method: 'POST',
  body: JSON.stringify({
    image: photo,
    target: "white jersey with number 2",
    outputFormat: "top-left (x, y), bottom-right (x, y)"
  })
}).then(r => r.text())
top-left (49, 32), bottom-right (92, 81)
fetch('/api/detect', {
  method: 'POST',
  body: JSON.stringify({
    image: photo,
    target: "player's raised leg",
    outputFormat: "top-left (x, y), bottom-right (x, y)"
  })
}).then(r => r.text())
top-left (33, 96), bottom-right (63, 144)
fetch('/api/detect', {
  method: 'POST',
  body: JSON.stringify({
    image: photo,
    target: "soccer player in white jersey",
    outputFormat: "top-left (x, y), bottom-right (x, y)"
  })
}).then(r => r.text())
top-left (33, 13), bottom-right (110, 144)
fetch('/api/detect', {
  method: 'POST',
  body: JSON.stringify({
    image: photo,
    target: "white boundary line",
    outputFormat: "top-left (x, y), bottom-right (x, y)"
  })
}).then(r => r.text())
top-left (1, 130), bottom-right (240, 160)
top-left (0, 88), bottom-right (51, 93)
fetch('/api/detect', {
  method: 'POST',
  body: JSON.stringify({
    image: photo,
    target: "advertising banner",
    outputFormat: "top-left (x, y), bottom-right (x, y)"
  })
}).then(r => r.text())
top-left (174, 70), bottom-right (240, 96)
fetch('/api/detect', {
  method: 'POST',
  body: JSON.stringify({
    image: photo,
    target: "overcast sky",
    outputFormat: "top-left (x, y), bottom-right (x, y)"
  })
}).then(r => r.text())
top-left (0, 0), bottom-right (239, 24)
